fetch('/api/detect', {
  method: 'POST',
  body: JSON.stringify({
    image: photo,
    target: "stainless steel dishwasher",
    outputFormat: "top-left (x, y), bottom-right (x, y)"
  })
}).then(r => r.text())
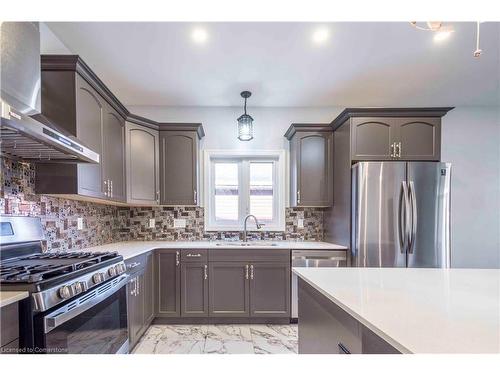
top-left (291, 250), bottom-right (347, 320)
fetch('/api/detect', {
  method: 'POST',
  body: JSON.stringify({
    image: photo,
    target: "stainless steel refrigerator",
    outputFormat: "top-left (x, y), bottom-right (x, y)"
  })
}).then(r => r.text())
top-left (351, 162), bottom-right (451, 268)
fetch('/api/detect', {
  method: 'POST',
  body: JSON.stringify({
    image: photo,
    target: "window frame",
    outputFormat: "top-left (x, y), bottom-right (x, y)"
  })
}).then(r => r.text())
top-left (203, 149), bottom-right (286, 232)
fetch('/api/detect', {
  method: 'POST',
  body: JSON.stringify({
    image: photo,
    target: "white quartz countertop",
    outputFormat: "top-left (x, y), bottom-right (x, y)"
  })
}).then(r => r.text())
top-left (293, 267), bottom-right (500, 354)
top-left (82, 240), bottom-right (347, 260)
top-left (0, 291), bottom-right (29, 308)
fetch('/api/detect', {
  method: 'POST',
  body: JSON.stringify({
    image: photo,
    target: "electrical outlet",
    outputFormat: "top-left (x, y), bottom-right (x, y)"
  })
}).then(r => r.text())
top-left (149, 218), bottom-right (155, 228)
top-left (297, 218), bottom-right (304, 228)
top-left (173, 219), bottom-right (186, 228)
top-left (77, 218), bottom-right (84, 230)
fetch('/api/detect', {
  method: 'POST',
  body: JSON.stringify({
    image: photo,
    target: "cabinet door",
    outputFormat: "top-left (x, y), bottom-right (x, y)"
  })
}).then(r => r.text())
top-left (209, 262), bottom-right (249, 317)
top-left (155, 250), bottom-right (181, 317)
top-left (103, 104), bottom-right (126, 202)
top-left (249, 262), bottom-right (290, 318)
top-left (160, 131), bottom-right (199, 205)
top-left (75, 75), bottom-right (105, 198)
top-left (143, 252), bottom-right (155, 325)
top-left (127, 275), bottom-right (142, 349)
top-left (126, 122), bottom-right (160, 205)
top-left (181, 262), bottom-right (209, 317)
top-left (294, 131), bottom-right (333, 207)
top-left (351, 118), bottom-right (397, 160)
top-left (397, 117), bottom-right (441, 161)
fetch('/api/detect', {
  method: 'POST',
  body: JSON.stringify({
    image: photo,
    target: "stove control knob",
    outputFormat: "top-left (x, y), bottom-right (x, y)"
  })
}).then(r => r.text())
top-left (72, 282), bottom-right (83, 294)
top-left (58, 285), bottom-right (71, 299)
top-left (116, 263), bottom-right (126, 274)
top-left (92, 272), bottom-right (104, 284)
top-left (108, 267), bottom-right (117, 277)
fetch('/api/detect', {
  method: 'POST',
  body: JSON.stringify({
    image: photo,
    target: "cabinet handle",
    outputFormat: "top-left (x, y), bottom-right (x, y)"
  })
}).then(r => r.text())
top-left (127, 261), bottom-right (141, 270)
top-left (103, 180), bottom-right (108, 197)
top-left (175, 251), bottom-right (180, 266)
top-left (250, 264), bottom-right (254, 280)
top-left (204, 265), bottom-right (208, 280)
top-left (156, 190), bottom-right (160, 202)
top-left (193, 190), bottom-right (197, 204)
top-left (186, 253), bottom-right (202, 258)
top-left (338, 342), bottom-right (351, 354)
top-left (390, 143), bottom-right (395, 158)
top-left (397, 142), bottom-right (402, 158)
top-left (245, 265), bottom-right (249, 280)
top-left (110, 180), bottom-right (113, 198)
top-left (297, 190), bottom-right (301, 204)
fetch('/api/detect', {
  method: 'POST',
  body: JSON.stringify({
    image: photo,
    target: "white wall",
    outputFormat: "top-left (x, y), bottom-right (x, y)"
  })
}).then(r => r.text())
top-left (441, 106), bottom-right (500, 269)
top-left (40, 23), bottom-right (73, 54)
top-left (128, 105), bottom-right (343, 151)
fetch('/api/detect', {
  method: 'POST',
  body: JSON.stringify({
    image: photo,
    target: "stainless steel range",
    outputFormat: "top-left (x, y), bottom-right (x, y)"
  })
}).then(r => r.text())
top-left (0, 216), bottom-right (129, 354)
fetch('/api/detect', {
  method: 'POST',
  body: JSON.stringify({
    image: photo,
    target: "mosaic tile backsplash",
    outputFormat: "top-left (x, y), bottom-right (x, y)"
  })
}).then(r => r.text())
top-left (0, 158), bottom-right (325, 252)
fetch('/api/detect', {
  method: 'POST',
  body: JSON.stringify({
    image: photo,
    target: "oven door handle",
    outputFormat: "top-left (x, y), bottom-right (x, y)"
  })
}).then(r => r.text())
top-left (44, 274), bottom-right (128, 334)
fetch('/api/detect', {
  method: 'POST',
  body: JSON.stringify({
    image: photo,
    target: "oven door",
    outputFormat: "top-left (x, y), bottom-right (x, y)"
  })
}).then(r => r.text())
top-left (35, 274), bottom-right (129, 354)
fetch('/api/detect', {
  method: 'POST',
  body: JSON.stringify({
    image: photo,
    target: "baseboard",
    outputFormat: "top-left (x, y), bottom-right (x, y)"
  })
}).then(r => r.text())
top-left (153, 317), bottom-right (291, 325)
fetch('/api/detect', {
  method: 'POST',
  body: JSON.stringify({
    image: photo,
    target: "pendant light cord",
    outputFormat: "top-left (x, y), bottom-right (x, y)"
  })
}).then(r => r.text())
top-left (244, 97), bottom-right (247, 115)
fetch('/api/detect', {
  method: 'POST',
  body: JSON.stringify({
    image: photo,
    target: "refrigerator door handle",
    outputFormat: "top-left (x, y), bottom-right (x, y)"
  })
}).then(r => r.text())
top-left (408, 181), bottom-right (417, 254)
top-left (399, 181), bottom-right (410, 253)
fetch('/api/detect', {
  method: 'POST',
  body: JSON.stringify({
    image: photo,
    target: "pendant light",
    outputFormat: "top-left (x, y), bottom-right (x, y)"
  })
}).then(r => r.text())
top-left (237, 91), bottom-right (254, 141)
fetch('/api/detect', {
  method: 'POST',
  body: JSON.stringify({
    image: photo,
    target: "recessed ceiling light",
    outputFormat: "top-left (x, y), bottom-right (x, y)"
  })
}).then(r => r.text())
top-left (434, 30), bottom-right (453, 42)
top-left (191, 27), bottom-right (208, 44)
top-left (312, 27), bottom-right (329, 45)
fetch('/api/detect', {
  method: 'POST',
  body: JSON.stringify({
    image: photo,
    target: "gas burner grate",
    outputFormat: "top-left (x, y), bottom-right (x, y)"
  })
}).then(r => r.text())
top-left (0, 251), bottom-right (120, 283)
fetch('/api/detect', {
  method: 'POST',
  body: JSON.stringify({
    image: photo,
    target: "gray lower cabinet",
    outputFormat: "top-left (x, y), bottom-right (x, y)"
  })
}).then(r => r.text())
top-left (298, 278), bottom-right (399, 354)
top-left (0, 302), bottom-right (20, 354)
top-left (249, 262), bottom-right (290, 318)
top-left (155, 249), bottom-right (181, 317)
top-left (125, 121), bottom-right (160, 205)
top-left (285, 124), bottom-right (333, 207)
top-left (181, 262), bottom-right (209, 317)
top-left (126, 252), bottom-right (154, 349)
top-left (143, 251), bottom-right (155, 324)
top-left (208, 262), bottom-right (250, 317)
top-left (159, 124), bottom-right (204, 206)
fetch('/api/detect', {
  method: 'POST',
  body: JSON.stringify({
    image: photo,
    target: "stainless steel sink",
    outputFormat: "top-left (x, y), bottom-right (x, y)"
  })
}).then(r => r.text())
top-left (215, 242), bottom-right (279, 247)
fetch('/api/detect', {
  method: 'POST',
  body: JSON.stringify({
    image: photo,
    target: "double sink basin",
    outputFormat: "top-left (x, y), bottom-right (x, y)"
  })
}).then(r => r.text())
top-left (215, 241), bottom-right (279, 247)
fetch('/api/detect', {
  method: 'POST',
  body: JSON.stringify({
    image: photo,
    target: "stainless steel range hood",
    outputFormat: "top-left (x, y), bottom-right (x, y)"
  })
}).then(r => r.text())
top-left (0, 22), bottom-right (100, 163)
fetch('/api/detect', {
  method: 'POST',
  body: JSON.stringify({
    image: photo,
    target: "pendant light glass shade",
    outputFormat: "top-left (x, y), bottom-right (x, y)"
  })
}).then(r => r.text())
top-left (237, 91), bottom-right (253, 141)
top-left (237, 113), bottom-right (253, 141)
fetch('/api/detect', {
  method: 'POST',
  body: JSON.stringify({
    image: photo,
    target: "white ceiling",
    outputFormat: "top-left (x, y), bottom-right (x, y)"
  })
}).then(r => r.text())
top-left (44, 22), bottom-right (500, 107)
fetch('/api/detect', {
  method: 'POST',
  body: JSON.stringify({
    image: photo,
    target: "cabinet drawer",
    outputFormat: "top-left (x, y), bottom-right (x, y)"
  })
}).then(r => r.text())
top-left (125, 253), bottom-right (148, 273)
top-left (209, 249), bottom-right (290, 262)
top-left (0, 303), bottom-right (19, 347)
top-left (181, 249), bottom-right (208, 263)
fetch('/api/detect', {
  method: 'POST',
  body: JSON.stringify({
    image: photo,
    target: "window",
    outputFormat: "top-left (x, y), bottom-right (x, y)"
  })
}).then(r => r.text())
top-left (204, 150), bottom-right (285, 231)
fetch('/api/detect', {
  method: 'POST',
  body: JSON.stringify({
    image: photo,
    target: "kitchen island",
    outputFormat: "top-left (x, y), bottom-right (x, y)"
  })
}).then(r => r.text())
top-left (293, 267), bottom-right (500, 354)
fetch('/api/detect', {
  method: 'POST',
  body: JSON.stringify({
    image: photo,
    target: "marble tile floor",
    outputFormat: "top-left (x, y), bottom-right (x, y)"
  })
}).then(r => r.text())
top-left (132, 324), bottom-right (298, 354)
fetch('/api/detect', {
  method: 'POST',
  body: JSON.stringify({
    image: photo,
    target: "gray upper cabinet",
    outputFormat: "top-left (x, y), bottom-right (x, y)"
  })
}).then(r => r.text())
top-left (125, 119), bottom-right (160, 205)
top-left (155, 249), bottom-right (181, 317)
top-left (102, 103), bottom-right (126, 202)
top-left (159, 124), bottom-right (204, 206)
top-left (35, 55), bottom-right (129, 203)
top-left (397, 117), bottom-right (441, 160)
top-left (285, 124), bottom-right (333, 207)
top-left (330, 108), bottom-right (453, 162)
top-left (351, 118), bottom-right (396, 160)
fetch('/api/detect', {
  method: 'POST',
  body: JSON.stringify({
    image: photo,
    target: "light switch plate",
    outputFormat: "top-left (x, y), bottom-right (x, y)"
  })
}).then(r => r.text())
top-left (297, 218), bottom-right (304, 228)
top-left (173, 219), bottom-right (186, 228)
top-left (77, 218), bottom-right (84, 230)
top-left (149, 219), bottom-right (155, 228)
